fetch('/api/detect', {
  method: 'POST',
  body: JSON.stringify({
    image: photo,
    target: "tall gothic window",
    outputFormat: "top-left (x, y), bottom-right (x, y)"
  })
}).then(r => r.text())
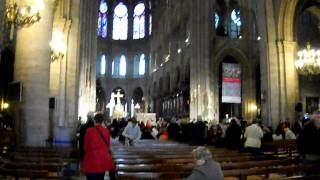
top-left (133, 3), bottom-right (145, 39)
top-left (133, 54), bottom-right (146, 77)
top-left (214, 12), bottom-right (220, 29)
top-left (97, 0), bottom-right (108, 38)
top-left (230, 9), bottom-right (241, 38)
top-left (149, 1), bottom-right (152, 35)
top-left (112, 55), bottom-right (126, 78)
top-left (119, 55), bottom-right (127, 76)
top-left (113, 3), bottom-right (128, 40)
top-left (139, 54), bottom-right (146, 75)
top-left (149, 14), bottom-right (152, 35)
top-left (112, 60), bottom-right (115, 76)
top-left (100, 54), bottom-right (106, 75)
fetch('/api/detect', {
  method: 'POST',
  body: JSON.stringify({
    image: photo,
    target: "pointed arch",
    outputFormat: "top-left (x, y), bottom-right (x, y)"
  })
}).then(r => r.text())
top-left (133, 3), bottom-right (146, 39)
top-left (97, 0), bottom-right (108, 38)
top-left (113, 2), bottom-right (128, 40)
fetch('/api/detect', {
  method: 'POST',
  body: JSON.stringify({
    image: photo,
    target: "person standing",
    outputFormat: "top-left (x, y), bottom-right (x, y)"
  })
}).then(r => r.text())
top-left (79, 112), bottom-right (95, 160)
top-left (193, 116), bottom-right (206, 145)
top-left (81, 113), bottom-right (114, 180)
top-left (244, 120), bottom-right (264, 155)
top-left (122, 118), bottom-right (141, 146)
top-left (225, 119), bottom-right (242, 150)
top-left (298, 111), bottom-right (320, 163)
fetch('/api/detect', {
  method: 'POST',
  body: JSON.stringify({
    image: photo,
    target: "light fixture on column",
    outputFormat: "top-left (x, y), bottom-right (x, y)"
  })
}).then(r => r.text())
top-left (49, 29), bottom-right (67, 61)
top-left (6, 0), bottom-right (44, 28)
top-left (295, 43), bottom-right (320, 76)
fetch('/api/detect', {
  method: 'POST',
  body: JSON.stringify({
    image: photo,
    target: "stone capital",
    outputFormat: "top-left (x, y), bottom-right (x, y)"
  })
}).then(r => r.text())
top-left (282, 41), bottom-right (297, 51)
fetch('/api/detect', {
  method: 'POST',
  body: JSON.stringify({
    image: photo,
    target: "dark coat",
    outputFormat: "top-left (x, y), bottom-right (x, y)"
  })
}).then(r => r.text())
top-left (225, 123), bottom-right (242, 149)
top-left (298, 122), bottom-right (320, 155)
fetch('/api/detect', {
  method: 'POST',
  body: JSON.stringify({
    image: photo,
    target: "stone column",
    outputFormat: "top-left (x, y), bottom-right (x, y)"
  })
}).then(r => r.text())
top-left (77, 0), bottom-right (97, 121)
top-left (14, 0), bottom-right (55, 146)
top-left (189, 0), bottom-right (212, 121)
top-left (280, 41), bottom-right (299, 123)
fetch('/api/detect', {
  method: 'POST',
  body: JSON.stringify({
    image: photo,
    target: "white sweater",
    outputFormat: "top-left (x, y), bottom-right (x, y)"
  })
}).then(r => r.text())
top-left (244, 124), bottom-right (264, 148)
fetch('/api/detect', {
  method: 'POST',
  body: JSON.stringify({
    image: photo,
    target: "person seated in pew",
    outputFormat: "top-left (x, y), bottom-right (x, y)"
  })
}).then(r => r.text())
top-left (272, 126), bottom-right (284, 141)
top-left (283, 122), bottom-right (296, 140)
top-left (122, 118), bottom-right (141, 146)
top-left (185, 146), bottom-right (224, 180)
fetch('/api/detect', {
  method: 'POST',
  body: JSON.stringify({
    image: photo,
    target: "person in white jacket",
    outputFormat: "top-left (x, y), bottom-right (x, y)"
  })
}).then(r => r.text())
top-left (244, 120), bottom-right (264, 155)
top-left (122, 118), bottom-right (141, 146)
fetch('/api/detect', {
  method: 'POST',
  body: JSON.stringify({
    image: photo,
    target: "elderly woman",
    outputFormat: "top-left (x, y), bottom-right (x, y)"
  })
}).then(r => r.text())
top-left (185, 146), bottom-right (224, 180)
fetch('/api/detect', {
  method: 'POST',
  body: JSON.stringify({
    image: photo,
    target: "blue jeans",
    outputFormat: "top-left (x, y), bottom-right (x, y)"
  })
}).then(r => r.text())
top-left (85, 173), bottom-right (105, 180)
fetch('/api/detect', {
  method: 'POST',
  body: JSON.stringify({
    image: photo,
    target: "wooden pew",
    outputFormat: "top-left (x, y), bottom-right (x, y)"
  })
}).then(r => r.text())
top-left (115, 159), bottom-right (295, 172)
top-left (0, 167), bottom-right (51, 179)
top-left (116, 164), bottom-right (320, 180)
top-left (111, 140), bottom-right (317, 180)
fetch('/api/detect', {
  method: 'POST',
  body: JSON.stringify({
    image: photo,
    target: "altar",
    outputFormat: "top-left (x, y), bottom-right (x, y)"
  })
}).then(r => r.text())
top-left (106, 90), bottom-right (142, 119)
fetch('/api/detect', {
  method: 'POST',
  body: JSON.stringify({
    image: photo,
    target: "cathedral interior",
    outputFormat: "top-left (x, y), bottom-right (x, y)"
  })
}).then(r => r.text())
top-left (0, 0), bottom-right (318, 143)
top-left (1, 0), bottom-right (318, 145)
top-left (0, 0), bottom-right (320, 179)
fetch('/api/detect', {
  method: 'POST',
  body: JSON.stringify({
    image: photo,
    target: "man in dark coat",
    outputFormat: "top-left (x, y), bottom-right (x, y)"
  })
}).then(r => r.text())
top-left (298, 111), bottom-right (320, 163)
top-left (225, 119), bottom-right (242, 150)
top-left (193, 117), bottom-right (207, 145)
top-left (167, 119), bottom-right (181, 141)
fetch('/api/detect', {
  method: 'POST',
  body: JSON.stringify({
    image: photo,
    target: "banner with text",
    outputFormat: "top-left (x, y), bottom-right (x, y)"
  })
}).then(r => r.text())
top-left (222, 63), bottom-right (241, 103)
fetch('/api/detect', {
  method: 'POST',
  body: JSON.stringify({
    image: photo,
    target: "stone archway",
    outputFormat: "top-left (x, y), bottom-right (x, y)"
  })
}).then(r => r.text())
top-left (277, 0), bottom-right (320, 120)
top-left (212, 48), bottom-right (257, 122)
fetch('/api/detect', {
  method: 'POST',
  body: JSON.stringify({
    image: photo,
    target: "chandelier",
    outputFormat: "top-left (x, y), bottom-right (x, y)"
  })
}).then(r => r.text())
top-left (6, 0), bottom-right (44, 39)
top-left (295, 43), bottom-right (320, 76)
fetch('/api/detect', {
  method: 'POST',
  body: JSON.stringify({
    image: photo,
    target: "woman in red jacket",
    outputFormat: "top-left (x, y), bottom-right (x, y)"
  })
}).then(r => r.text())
top-left (81, 113), bottom-right (114, 180)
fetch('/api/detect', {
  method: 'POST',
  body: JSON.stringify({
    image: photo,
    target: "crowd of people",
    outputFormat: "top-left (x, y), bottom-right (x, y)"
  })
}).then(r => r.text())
top-left (77, 111), bottom-right (320, 180)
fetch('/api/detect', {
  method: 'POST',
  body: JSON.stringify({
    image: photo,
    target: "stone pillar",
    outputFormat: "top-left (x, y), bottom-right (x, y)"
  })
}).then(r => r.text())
top-left (189, 0), bottom-right (212, 121)
top-left (14, 0), bottom-right (54, 146)
top-left (258, 0), bottom-right (299, 127)
top-left (280, 41), bottom-right (299, 123)
top-left (78, 0), bottom-right (97, 121)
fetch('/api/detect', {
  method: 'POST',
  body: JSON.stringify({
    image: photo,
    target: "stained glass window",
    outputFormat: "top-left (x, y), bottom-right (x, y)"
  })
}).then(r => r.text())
top-left (97, 0), bottom-right (108, 38)
top-left (230, 9), bottom-right (241, 38)
top-left (133, 3), bottom-right (145, 39)
top-left (139, 54), bottom-right (146, 75)
top-left (112, 55), bottom-right (126, 78)
top-left (113, 3), bottom-right (128, 40)
top-left (112, 60), bottom-right (115, 76)
top-left (215, 12), bottom-right (220, 29)
top-left (100, 55), bottom-right (106, 75)
top-left (149, 14), bottom-right (152, 35)
top-left (119, 55), bottom-right (126, 76)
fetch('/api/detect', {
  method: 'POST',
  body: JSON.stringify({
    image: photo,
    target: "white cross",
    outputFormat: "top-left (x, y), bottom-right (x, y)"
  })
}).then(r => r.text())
top-left (114, 90), bottom-right (124, 106)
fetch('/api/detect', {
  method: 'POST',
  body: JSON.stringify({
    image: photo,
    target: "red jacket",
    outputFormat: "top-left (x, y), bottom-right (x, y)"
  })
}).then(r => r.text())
top-left (81, 125), bottom-right (114, 173)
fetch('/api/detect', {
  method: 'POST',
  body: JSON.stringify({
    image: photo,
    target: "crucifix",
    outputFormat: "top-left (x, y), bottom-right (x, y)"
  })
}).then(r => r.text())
top-left (114, 90), bottom-right (124, 106)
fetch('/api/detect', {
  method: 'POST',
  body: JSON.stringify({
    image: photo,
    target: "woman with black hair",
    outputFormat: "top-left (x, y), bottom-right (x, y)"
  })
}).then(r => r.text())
top-left (81, 113), bottom-right (114, 180)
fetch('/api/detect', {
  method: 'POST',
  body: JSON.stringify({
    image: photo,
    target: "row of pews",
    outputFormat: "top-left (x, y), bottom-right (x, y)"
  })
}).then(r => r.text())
top-left (0, 140), bottom-right (319, 179)
top-left (111, 140), bottom-right (320, 180)
top-left (0, 146), bottom-right (78, 179)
